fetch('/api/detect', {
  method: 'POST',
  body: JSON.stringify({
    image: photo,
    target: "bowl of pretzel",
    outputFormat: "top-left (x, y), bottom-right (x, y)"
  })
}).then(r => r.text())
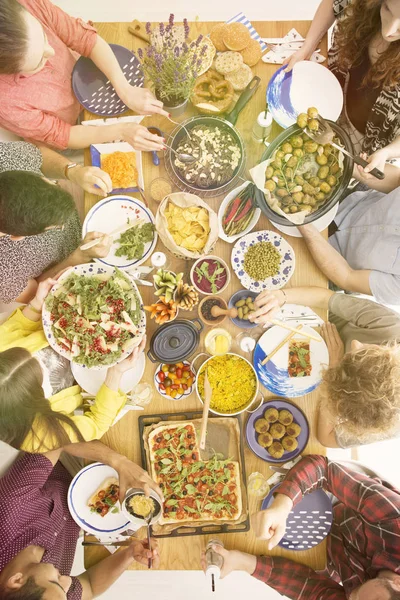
top-left (191, 22), bottom-right (263, 116)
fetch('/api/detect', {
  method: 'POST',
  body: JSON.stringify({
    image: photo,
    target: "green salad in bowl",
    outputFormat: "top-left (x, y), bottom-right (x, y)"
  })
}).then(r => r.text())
top-left (43, 265), bottom-right (146, 368)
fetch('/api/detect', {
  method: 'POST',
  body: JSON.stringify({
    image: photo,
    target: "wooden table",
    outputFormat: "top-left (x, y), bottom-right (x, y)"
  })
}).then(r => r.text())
top-left (83, 20), bottom-right (328, 572)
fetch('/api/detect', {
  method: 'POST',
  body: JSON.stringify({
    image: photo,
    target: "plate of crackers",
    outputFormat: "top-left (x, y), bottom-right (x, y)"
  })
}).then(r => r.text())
top-left (191, 21), bottom-right (264, 115)
top-left (90, 142), bottom-right (144, 193)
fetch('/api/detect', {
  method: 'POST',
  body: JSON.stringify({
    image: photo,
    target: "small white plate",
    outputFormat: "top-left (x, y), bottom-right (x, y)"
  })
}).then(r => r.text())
top-left (90, 141), bottom-right (144, 193)
top-left (254, 324), bottom-right (329, 397)
top-left (271, 203), bottom-right (338, 238)
top-left (71, 352), bottom-right (145, 396)
top-left (68, 463), bottom-right (130, 535)
top-left (82, 195), bottom-right (157, 270)
top-left (218, 181), bottom-right (261, 243)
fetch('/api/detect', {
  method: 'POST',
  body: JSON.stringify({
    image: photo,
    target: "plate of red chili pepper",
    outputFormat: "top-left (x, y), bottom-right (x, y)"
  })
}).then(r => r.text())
top-left (154, 361), bottom-right (196, 400)
top-left (218, 181), bottom-right (261, 243)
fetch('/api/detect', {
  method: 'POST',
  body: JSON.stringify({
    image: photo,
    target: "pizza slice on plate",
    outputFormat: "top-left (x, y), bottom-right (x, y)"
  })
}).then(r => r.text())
top-left (88, 477), bottom-right (120, 517)
top-left (288, 340), bottom-right (312, 377)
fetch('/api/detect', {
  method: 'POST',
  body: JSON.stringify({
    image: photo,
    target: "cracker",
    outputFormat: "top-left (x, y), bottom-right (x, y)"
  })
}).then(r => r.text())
top-left (240, 38), bottom-right (263, 67)
top-left (225, 64), bottom-right (253, 91)
top-left (209, 23), bottom-right (229, 52)
top-left (197, 37), bottom-right (216, 76)
top-left (223, 22), bottom-right (251, 52)
top-left (215, 51), bottom-right (243, 75)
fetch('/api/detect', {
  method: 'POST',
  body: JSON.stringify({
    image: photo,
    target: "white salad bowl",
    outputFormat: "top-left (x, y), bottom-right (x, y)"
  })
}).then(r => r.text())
top-left (218, 181), bottom-right (261, 244)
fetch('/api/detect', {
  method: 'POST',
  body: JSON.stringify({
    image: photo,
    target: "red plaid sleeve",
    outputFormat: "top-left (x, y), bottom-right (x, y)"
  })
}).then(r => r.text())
top-left (274, 455), bottom-right (400, 524)
top-left (253, 556), bottom-right (345, 600)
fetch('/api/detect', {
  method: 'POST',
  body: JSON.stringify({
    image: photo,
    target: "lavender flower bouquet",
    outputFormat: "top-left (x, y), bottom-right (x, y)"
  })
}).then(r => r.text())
top-left (138, 14), bottom-right (207, 107)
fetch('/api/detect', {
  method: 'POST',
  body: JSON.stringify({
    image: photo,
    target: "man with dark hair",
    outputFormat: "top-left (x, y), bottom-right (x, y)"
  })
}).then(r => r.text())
top-left (0, 441), bottom-right (161, 600)
top-left (0, 141), bottom-right (111, 304)
top-left (0, 0), bottom-right (166, 151)
top-left (203, 456), bottom-right (400, 600)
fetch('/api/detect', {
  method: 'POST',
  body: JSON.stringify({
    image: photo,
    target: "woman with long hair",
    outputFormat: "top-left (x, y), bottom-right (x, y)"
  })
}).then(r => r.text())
top-left (0, 278), bottom-right (146, 452)
top-left (287, 0), bottom-right (400, 189)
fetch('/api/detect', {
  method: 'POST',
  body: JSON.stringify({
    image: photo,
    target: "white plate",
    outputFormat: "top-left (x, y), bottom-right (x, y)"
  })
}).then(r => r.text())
top-left (82, 195), bottom-right (157, 270)
top-left (68, 463), bottom-right (130, 535)
top-left (231, 230), bottom-right (295, 292)
top-left (71, 352), bottom-right (145, 395)
top-left (271, 203), bottom-right (339, 238)
top-left (218, 181), bottom-right (261, 243)
top-left (42, 263), bottom-right (146, 370)
top-left (254, 324), bottom-right (329, 397)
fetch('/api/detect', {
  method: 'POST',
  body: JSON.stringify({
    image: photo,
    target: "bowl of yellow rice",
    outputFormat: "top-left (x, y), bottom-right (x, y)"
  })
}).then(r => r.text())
top-left (196, 353), bottom-right (262, 416)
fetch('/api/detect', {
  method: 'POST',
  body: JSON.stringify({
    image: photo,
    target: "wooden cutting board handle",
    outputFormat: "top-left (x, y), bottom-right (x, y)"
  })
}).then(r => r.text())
top-left (128, 19), bottom-right (150, 44)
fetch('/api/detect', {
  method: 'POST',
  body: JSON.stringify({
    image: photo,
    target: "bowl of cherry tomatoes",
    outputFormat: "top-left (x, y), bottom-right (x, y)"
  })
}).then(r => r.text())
top-left (154, 361), bottom-right (196, 400)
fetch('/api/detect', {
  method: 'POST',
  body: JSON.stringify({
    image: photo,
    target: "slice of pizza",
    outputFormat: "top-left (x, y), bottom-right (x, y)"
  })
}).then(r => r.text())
top-left (88, 477), bottom-right (120, 517)
top-left (288, 340), bottom-right (312, 377)
top-left (148, 422), bottom-right (200, 481)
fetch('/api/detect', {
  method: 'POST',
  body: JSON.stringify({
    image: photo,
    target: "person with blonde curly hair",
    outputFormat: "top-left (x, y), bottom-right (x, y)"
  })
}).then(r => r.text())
top-left (287, 0), bottom-right (400, 191)
top-left (248, 286), bottom-right (400, 448)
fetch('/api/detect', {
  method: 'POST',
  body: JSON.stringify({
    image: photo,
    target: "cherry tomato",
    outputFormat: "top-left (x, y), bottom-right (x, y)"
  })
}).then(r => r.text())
top-left (162, 365), bottom-right (169, 373)
top-left (182, 383), bottom-right (188, 391)
top-left (158, 371), bottom-right (165, 382)
top-left (165, 386), bottom-right (172, 396)
top-left (176, 511), bottom-right (184, 520)
top-left (164, 378), bottom-right (172, 387)
top-left (176, 362), bottom-right (184, 368)
top-left (183, 364), bottom-right (190, 371)
top-left (187, 377), bottom-right (193, 387)
top-left (177, 387), bottom-right (184, 395)
top-left (101, 507), bottom-right (108, 517)
top-left (169, 373), bottom-right (177, 381)
top-left (171, 384), bottom-right (179, 390)
top-left (229, 493), bottom-right (236, 503)
top-left (176, 368), bottom-right (183, 379)
top-left (169, 365), bottom-right (176, 373)
top-left (182, 371), bottom-right (190, 379)
top-left (159, 383), bottom-right (166, 391)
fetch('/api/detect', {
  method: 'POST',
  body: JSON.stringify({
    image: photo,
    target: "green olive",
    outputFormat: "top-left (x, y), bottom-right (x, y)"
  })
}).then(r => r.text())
top-left (288, 182), bottom-right (296, 191)
top-left (320, 182), bottom-right (332, 194)
top-left (286, 156), bottom-right (298, 168)
top-left (323, 145), bottom-right (332, 156)
top-left (316, 192), bottom-right (326, 202)
top-left (285, 167), bottom-right (294, 179)
top-left (331, 164), bottom-right (340, 175)
top-left (296, 113), bottom-right (308, 129)
top-left (302, 133), bottom-right (310, 141)
top-left (307, 196), bottom-right (317, 206)
top-left (271, 158), bottom-right (283, 169)
top-left (282, 142), bottom-right (293, 154)
top-left (276, 150), bottom-right (285, 159)
top-left (276, 188), bottom-right (288, 198)
top-left (294, 175), bottom-right (305, 185)
top-left (307, 107), bottom-right (319, 119)
top-left (318, 166), bottom-right (330, 179)
top-left (265, 166), bottom-right (274, 179)
top-left (303, 171), bottom-right (311, 181)
top-left (276, 178), bottom-right (286, 188)
top-left (290, 135), bottom-right (303, 148)
top-left (309, 177), bottom-right (320, 187)
top-left (281, 195), bottom-right (293, 206)
top-left (289, 205), bottom-right (298, 213)
top-left (283, 207), bottom-right (290, 214)
top-left (293, 148), bottom-right (304, 158)
top-left (303, 182), bottom-right (317, 195)
top-left (308, 118), bottom-right (319, 132)
top-left (304, 140), bottom-right (318, 153)
top-left (301, 204), bottom-right (313, 213)
top-left (265, 180), bottom-right (276, 192)
top-left (292, 191), bottom-right (304, 203)
top-left (316, 154), bottom-right (328, 166)
top-left (273, 169), bottom-right (281, 178)
top-left (326, 175), bottom-right (337, 187)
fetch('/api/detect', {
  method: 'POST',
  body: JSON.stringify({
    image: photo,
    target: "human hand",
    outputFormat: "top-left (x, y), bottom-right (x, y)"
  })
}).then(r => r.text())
top-left (251, 494), bottom-right (293, 549)
top-left (114, 455), bottom-right (164, 503)
top-left (355, 150), bottom-right (388, 181)
top-left (119, 85), bottom-right (169, 118)
top-left (249, 290), bottom-right (286, 325)
top-left (67, 165), bottom-right (112, 197)
top-left (109, 336), bottom-right (147, 375)
top-left (320, 322), bottom-right (344, 367)
top-left (129, 538), bottom-right (160, 569)
top-left (31, 278), bottom-right (58, 310)
top-left (79, 231), bottom-right (112, 261)
top-left (119, 122), bottom-right (165, 152)
top-left (284, 46), bottom-right (313, 72)
top-left (200, 546), bottom-right (257, 578)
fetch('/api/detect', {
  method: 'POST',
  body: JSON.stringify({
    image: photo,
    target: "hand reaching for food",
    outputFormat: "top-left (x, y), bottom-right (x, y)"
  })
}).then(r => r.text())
top-left (248, 290), bottom-right (286, 324)
top-left (79, 231), bottom-right (112, 260)
top-left (30, 278), bottom-right (58, 310)
top-left (130, 538), bottom-right (160, 569)
top-left (119, 85), bottom-right (169, 117)
top-left (109, 336), bottom-right (147, 375)
top-left (120, 122), bottom-right (165, 152)
top-left (67, 165), bottom-right (112, 197)
top-left (320, 322), bottom-right (344, 367)
top-left (355, 150), bottom-right (388, 181)
top-left (114, 455), bottom-right (164, 503)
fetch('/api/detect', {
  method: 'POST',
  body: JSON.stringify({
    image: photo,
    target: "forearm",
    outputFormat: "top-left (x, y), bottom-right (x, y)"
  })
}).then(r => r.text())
top-left (302, 0), bottom-right (336, 54)
top-left (299, 225), bottom-right (353, 288)
top-left (80, 547), bottom-right (134, 597)
top-left (62, 440), bottom-right (126, 471)
top-left (68, 123), bottom-right (122, 150)
top-left (275, 455), bottom-right (329, 506)
top-left (355, 163), bottom-right (400, 193)
top-left (89, 37), bottom-right (130, 102)
top-left (317, 405), bottom-right (340, 448)
top-left (284, 287), bottom-right (333, 309)
top-left (35, 144), bottom-right (75, 179)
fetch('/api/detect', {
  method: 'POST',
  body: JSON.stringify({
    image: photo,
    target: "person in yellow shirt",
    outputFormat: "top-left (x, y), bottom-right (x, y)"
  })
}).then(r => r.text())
top-left (0, 278), bottom-right (146, 453)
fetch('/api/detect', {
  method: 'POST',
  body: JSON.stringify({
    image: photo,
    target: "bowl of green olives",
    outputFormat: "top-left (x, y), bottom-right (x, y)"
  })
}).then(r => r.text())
top-left (253, 119), bottom-right (353, 226)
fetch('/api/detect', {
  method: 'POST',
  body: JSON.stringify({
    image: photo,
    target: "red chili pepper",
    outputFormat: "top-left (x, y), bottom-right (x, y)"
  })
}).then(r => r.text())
top-left (223, 196), bottom-right (242, 224)
top-left (233, 198), bottom-right (253, 222)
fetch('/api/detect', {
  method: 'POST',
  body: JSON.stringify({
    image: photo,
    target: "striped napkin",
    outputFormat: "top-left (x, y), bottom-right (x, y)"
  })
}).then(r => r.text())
top-left (226, 12), bottom-right (267, 51)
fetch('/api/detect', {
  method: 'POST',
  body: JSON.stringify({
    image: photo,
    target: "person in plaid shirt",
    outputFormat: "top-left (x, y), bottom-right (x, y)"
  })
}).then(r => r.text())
top-left (206, 455), bottom-right (400, 600)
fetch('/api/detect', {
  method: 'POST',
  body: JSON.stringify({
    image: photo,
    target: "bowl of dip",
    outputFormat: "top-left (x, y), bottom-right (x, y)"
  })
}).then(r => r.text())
top-left (190, 255), bottom-right (230, 296)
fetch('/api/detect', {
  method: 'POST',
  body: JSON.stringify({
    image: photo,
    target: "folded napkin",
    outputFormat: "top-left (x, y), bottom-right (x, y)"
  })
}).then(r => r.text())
top-left (273, 303), bottom-right (324, 327)
top-left (93, 529), bottom-right (140, 554)
top-left (261, 28), bottom-right (326, 65)
top-left (81, 115), bottom-right (145, 126)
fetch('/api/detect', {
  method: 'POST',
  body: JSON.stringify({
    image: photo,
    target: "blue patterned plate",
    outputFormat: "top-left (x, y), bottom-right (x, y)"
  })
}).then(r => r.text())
top-left (231, 230), bottom-right (295, 292)
top-left (254, 325), bottom-right (328, 397)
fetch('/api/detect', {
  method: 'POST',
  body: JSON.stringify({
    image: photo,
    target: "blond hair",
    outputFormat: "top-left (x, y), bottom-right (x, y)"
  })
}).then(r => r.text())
top-left (323, 344), bottom-right (400, 443)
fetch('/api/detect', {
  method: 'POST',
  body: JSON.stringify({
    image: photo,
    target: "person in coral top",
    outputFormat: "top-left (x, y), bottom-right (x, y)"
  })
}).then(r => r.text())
top-left (0, 0), bottom-right (167, 151)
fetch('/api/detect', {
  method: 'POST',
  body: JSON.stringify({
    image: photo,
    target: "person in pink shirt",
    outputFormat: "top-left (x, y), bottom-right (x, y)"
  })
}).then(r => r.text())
top-left (0, 0), bottom-right (167, 152)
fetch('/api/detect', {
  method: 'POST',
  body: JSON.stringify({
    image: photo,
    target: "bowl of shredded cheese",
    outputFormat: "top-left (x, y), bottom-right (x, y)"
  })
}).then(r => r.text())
top-left (122, 488), bottom-right (163, 526)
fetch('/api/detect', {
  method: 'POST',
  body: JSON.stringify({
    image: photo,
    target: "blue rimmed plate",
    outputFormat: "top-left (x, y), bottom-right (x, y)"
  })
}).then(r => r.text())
top-left (231, 230), bottom-right (295, 292)
top-left (262, 484), bottom-right (333, 550)
top-left (82, 195), bottom-right (157, 270)
top-left (254, 324), bottom-right (328, 397)
top-left (246, 399), bottom-right (309, 463)
top-left (68, 463), bottom-right (129, 535)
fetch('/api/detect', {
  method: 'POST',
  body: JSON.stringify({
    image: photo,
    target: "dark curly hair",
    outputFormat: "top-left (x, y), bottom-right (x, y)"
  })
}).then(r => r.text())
top-left (0, 0), bottom-right (28, 74)
top-left (0, 577), bottom-right (45, 600)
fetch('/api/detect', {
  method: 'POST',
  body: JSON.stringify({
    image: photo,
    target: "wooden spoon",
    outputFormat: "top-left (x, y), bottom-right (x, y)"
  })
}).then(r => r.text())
top-left (199, 368), bottom-right (212, 451)
top-left (211, 305), bottom-right (238, 319)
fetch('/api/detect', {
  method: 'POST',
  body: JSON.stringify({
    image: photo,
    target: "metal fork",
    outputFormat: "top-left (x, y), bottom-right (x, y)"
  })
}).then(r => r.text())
top-left (306, 115), bottom-right (385, 180)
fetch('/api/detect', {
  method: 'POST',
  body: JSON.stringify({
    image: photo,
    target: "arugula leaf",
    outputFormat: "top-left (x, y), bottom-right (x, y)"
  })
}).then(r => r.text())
top-left (161, 458), bottom-right (173, 465)
top-left (104, 497), bottom-right (117, 507)
top-left (176, 458), bottom-right (182, 472)
top-left (185, 484), bottom-right (197, 495)
top-left (166, 499), bottom-right (179, 507)
top-left (161, 465), bottom-right (173, 474)
top-left (164, 433), bottom-right (171, 440)
top-left (184, 505), bottom-right (196, 513)
top-left (155, 448), bottom-right (169, 456)
top-left (224, 468), bottom-right (231, 479)
top-left (222, 485), bottom-right (229, 496)
top-left (111, 507), bottom-right (119, 514)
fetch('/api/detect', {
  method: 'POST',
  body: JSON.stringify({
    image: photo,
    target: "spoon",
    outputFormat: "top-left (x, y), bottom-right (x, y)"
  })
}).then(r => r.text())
top-left (163, 143), bottom-right (198, 164)
top-left (211, 305), bottom-right (238, 319)
top-left (200, 368), bottom-right (212, 451)
top-left (145, 508), bottom-right (154, 569)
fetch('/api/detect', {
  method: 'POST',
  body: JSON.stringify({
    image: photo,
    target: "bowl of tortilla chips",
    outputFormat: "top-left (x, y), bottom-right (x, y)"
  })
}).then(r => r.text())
top-left (155, 192), bottom-right (219, 260)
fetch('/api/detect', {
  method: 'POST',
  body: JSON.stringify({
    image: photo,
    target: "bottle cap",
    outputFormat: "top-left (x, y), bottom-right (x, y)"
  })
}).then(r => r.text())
top-left (257, 111), bottom-right (273, 128)
top-left (206, 565), bottom-right (221, 581)
top-left (151, 252), bottom-right (167, 268)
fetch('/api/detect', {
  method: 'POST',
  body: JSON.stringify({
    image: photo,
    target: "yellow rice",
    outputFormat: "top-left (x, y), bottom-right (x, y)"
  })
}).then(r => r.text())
top-left (198, 354), bottom-right (257, 413)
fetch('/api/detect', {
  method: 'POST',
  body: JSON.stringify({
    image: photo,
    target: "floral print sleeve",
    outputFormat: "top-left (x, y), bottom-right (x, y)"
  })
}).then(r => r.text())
top-left (0, 141), bottom-right (42, 174)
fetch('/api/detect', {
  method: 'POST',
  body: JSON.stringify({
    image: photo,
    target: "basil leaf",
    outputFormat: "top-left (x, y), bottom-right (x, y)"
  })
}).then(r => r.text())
top-left (166, 499), bottom-right (179, 507)
top-left (184, 505), bottom-right (196, 513)
top-left (155, 448), bottom-right (169, 456)
top-left (161, 458), bottom-right (173, 465)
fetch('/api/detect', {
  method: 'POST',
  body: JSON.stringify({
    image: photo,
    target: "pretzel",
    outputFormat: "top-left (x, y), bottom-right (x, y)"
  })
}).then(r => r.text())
top-left (191, 69), bottom-right (234, 115)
